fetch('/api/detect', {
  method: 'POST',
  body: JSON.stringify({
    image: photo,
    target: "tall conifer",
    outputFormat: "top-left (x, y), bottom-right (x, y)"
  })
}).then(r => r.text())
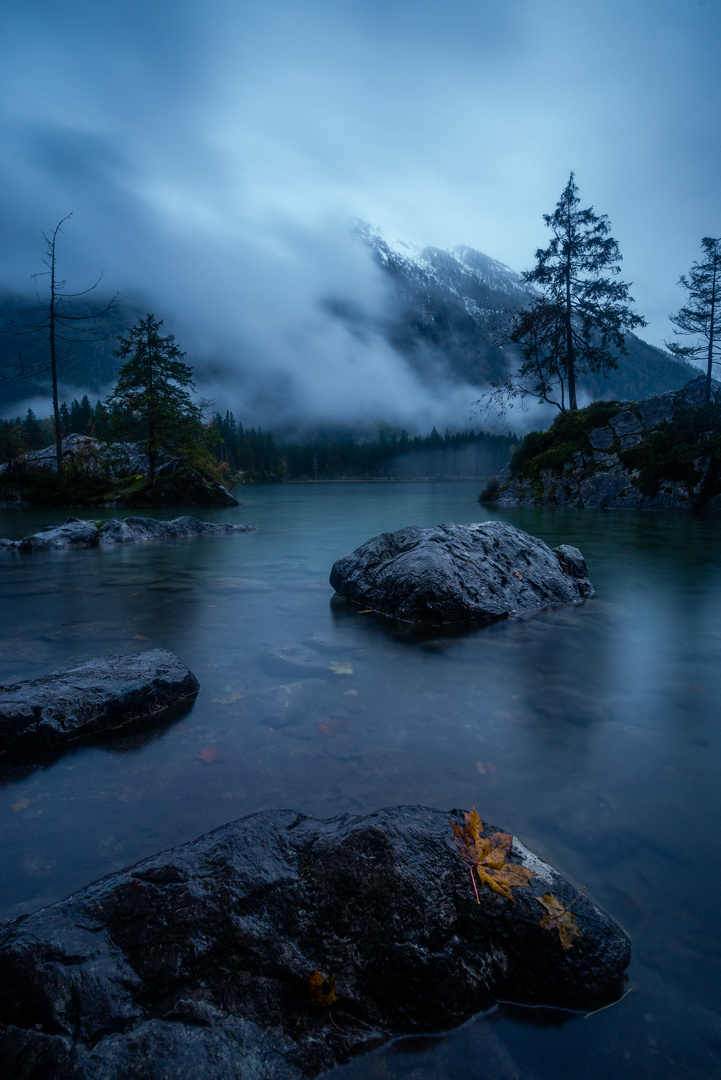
top-left (667, 237), bottom-right (721, 403)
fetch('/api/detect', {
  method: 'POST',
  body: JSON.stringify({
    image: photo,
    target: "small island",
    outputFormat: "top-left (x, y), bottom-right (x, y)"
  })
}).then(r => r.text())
top-left (481, 376), bottom-right (721, 511)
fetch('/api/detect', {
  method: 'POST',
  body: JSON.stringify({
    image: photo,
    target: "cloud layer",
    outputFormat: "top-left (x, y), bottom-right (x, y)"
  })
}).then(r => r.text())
top-left (1, 0), bottom-right (719, 427)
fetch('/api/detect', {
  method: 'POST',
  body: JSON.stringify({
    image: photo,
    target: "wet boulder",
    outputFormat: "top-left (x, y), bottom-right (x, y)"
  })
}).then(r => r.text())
top-left (0, 649), bottom-right (199, 761)
top-left (1, 517), bottom-right (101, 551)
top-left (97, 515), bottom-right (256, 543)
top-left (330, 521), bottom-right (594, 625)
top-left (0, 804), bottom-right (630, 1080)
top-left (0, 515), bottom-right (256, 551)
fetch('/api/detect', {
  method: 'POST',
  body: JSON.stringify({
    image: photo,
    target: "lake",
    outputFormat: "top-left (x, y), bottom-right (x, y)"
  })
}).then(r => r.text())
top-left (1, 482), bottom-right (720, 1079)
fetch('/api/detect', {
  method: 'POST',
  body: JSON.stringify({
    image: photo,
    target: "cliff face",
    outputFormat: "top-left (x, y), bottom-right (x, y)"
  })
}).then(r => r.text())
top-left (483, 377), bottom-right (721, 512)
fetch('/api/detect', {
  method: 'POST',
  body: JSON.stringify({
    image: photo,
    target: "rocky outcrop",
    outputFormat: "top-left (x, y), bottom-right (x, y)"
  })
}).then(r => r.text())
top-left (0, 435), bottom-right (241, 507)
top-left (330, 521), bottom-right (593, 625)
top-left (125, 458), bottom-right (240, 507)
top-left (0, 804), bottom-right (630, 1080)
top-left (0, 514), bottom-right (256, 551)
top-left (0, 649), bottom-right (199, 762)
top-left (485, 376), bottom-right (721, 511)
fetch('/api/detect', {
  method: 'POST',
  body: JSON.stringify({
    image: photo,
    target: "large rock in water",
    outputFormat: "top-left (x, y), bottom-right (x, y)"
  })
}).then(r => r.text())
top-left (0, 515), bottom-right (256, 551)
top-left (0, 805), bottom-right (630, 1080)
top-left (330, 521), bottom-right (593, 625)
top-left (0, 649), bottom-right (199, 762)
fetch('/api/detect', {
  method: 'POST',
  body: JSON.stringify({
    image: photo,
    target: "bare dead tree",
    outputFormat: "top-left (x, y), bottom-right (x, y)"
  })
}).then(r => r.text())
top-left (1, 214), bottom-right (117, 483)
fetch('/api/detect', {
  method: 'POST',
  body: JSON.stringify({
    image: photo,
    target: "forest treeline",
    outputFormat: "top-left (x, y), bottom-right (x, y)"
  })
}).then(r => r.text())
top-left (1, 398), bottom-right (516, 482)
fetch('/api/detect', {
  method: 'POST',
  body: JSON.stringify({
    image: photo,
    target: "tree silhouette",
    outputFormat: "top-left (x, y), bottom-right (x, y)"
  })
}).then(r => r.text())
top-left (105, 314), bottom-right (201, 486)
top-left (1, 214), bottom-right (117, 482)
top-left (667, 237), bottom-right (721, 404)
top-left (483, 175), bottom-right (645, 416)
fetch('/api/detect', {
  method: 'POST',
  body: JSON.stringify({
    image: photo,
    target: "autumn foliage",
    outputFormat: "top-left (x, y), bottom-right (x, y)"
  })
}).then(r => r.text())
top-left (450, 807), bottom-right (535, 902)
top-left (451, 808), bottom-right (585, 950)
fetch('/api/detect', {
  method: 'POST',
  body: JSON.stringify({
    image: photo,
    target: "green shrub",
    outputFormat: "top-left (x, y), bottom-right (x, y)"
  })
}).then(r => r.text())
top-left (619, 404), bottom-right (721, 498)
top-left (510, 400), bottom-right (627, 481)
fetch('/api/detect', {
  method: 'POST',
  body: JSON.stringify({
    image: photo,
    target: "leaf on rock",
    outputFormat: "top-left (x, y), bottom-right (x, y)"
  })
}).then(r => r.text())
top-left (451, 807), bottom-right (535, 902)
top-left (536, 893), bottom-right (582, 950)
top-left (307, 969), bottom-right (338, 1006)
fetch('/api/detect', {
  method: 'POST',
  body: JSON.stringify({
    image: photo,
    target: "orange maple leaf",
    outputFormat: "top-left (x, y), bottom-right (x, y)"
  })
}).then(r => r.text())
top-left (451, 807), bottom-right (535, 902)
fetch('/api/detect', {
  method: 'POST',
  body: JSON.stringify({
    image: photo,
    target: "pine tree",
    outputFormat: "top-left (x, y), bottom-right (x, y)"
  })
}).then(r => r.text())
top-left (22, 408), bottom-right (42, 449)
top-left (105, 314), bottom-right (200, 486)
top-left (511, 174), bottom-right (645, 411)
top-left (666, 237), bottom-right (721, 403)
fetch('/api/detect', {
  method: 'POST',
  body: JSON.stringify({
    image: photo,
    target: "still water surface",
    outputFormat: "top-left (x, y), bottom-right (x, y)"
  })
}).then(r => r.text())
top-left (1, 483), bottom-right (720, 1079)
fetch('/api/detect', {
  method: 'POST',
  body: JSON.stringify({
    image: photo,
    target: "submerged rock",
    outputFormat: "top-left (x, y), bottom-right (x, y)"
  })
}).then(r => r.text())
top-left (0, 804), bottom-right (630, 1080)
top-left (0, 514), bottom-right (256, 551)
top-left (329, 521), bottom-right (593, 625)
top-left (0, 649), bottom-right (199, 761)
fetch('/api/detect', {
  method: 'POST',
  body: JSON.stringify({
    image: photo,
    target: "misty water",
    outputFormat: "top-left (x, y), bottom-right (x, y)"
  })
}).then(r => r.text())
top-left (1, 482), bottom-right (720, 1079)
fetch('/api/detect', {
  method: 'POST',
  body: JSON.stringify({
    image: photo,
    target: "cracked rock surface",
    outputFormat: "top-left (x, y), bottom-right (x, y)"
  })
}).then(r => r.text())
top-left (330, 521), bottom-right (593, 625)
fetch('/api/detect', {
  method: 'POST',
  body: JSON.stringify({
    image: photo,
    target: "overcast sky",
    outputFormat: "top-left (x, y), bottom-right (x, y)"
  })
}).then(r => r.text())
top-left (1, 0), bottom-right (719, 426)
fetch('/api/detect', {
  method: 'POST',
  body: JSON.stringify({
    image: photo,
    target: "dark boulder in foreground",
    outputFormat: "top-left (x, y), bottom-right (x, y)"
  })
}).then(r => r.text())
top-left (0, 805), bottom-right (630, 1080)
top-left (0, 649), bottom-right (199, 761)
top-left (0, 514), bottom-right (256, 551)
top-left (330, 521), bottom-right (593, 625)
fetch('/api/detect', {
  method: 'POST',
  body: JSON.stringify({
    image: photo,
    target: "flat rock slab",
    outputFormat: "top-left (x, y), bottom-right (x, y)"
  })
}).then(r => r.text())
top-left (330, 521), bottom-right (594, 625)
top-left (0, 805), bottom-right (630, 1080)
top-left (0, 515), bottom-right (256, 551)
top-left (0, 649), bottom-right (199, 761)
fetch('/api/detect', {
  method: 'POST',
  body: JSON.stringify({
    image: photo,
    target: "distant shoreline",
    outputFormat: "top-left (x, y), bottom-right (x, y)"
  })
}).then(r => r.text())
top-left (254, 476), bottom-right (492, 485)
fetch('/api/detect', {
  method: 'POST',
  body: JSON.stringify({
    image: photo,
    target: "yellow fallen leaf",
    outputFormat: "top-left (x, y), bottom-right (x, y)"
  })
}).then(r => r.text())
top-left (328, 662), bottom-right (353, 675)
top-left (307, 969), bottom-right (337, 1006)
top-left (130, 634), bottom-right (147, 641)
top-left (536, 892), bottom-right (583, 950)
top-left (211, 692), bottom-right (245, 704)
top-left (451, 807), bottom-right (535, 902)
top-left (12, 798), bottom-right (29, 812)
top-left (475, 760), bottom-right (497, 775)
top-left (343, 689), bottom-right (358, 696)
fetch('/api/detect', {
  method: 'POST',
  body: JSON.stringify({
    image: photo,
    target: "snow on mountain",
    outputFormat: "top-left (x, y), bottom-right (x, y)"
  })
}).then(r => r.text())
top-left (347, 221), bottom-right (695, 403)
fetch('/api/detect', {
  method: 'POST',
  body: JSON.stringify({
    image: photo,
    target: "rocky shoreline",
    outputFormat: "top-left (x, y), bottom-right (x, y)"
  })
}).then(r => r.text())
top-left (483, 376), bottom-right (721, 511)
top-left (0, 434), bottom-right (240, 508)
